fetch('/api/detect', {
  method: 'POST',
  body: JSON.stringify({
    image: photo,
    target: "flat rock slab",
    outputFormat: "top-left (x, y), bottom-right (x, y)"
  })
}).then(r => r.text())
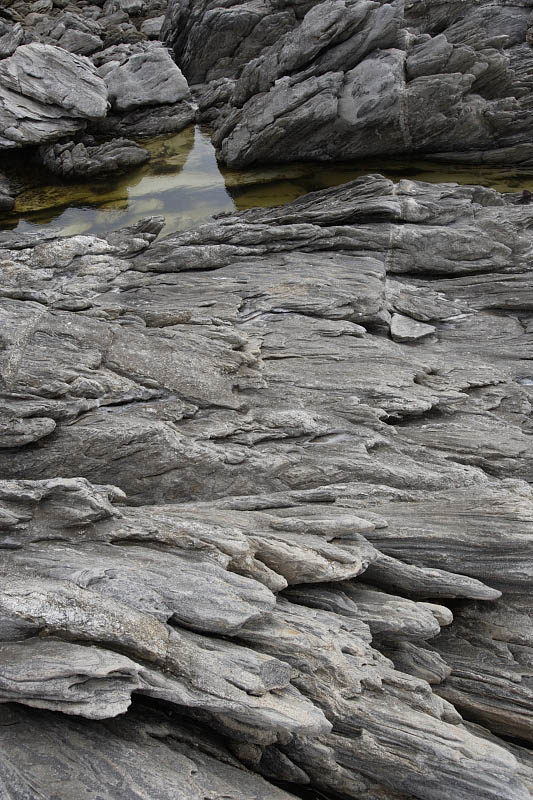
top-left (390, 312), bottom-right (436, 343)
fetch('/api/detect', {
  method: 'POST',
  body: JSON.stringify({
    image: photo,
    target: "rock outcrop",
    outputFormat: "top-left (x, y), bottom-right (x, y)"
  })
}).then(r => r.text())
top-left (0, 42), bottom-right (108, 148)
top-left (0, 2), bottom-right (196, 153)
top-left (1, 176), bottom-right (533, 799)
top-left (163, 0), bottom-right (533, 166)
top-left (39, 137), bottom-right (150, 178)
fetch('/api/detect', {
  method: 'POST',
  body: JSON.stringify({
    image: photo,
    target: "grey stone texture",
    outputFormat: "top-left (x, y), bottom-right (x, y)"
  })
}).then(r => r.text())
top-left (163, 0), bottom-right (533, 166)
top-left (1, 177), bottom-right (533, 800)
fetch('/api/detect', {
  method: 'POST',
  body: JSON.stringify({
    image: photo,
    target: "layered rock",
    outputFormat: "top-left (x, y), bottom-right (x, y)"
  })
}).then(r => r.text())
top-left (39, 137), bottom-right (150, 178)
top-left (92, 41), bottom-right (196, 136)
top-left (1, 176), bottom-right (533, 799)
top-left (0, 42), bottom-right (108, 148)
top-left (0, 3), bottom-right (196, 153)
top-left (163, 0), bottom-right (533, 166)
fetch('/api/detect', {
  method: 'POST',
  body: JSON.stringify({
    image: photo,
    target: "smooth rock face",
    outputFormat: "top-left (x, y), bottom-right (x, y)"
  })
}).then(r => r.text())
top-left (163, 0), bottom-right (533, 166)
top-left (1, 176), bottom-right (533, 800)
top-left (390, 313), bottom-right (436, 343)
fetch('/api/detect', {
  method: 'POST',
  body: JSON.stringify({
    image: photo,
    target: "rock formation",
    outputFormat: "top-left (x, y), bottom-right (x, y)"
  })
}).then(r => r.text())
top-left (0, 0), bottom-right (196, 173)
top-left (163, 0), bottom-right (533, 166)
top-left (1, 175), bottom-right (533, 799)
top-left (1, 1), bottom-right (533, 798)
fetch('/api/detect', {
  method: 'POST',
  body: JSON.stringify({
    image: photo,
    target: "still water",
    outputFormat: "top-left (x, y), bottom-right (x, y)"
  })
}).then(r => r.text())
top-left (2, 125), bottom-right (533, 238)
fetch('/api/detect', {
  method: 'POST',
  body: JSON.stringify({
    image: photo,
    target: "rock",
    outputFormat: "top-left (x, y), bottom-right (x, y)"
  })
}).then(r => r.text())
top-left (0, 175), bottom-right (533, 800)
top-left (0, 43), bottom-right (108, 148)
top-left (0, 172), bottom-right (14, 211)
top-left (0, 21), bottom-right (23, 58)
top-left (58, 27), bottom-right (104, 55)
top-left (162, 0), bottom-right (533, 166)
top-left (140, 14), bottom-right (164, 39)
top-left (92, 96), bottom-right (197, 138)
top-left (96, 42), bottom-right (191, 112)
top-left (0, 703), bottom-right (303, 800)
top-left (428, 596), bottom-right (533, 742)
top-left (121, 0), bottom-right (144, 14)
top-left (40, 137), bottom-right (150, 178)
top-left (390, 313), bottom-right (437, 343)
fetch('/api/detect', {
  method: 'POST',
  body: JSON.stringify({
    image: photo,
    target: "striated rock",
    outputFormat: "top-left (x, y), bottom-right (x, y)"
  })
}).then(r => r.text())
top-left (40, 136), bottom-right (150, 178)
top-left (1, 175), bottom-right (533, 800)
top-left (163, 0), bottom-right (533, 167)
top-left (96, 42), bottom-right (191, 112)
top-left (0, 21), bottom-right (23, 58)
top-left (0, 43), bottom-right (108, 148)
top-left (428, 597), bottom-right (533, 743)
top-left (0, 703), bottom-right (302, 800)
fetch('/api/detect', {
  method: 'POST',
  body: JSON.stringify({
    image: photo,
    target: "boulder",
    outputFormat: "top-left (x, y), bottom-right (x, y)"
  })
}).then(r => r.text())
top-left (0, 43), bottom-right (108, 148)
top-left (40, 137), bottom-right (150, 178)
top-left (96, 42), bottom-right (191, 112)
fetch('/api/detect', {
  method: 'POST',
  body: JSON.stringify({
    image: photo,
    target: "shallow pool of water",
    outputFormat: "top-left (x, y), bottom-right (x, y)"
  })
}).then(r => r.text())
top-left (2, 125), bottom-right (533, 238)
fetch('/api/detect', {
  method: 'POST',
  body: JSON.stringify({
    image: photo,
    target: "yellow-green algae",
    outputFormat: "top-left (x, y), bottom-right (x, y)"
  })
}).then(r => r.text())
top-left (2, 125), bottom-right (533, 238)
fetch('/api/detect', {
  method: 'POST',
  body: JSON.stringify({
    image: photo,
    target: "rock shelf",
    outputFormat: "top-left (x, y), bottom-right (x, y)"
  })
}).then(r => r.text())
top-left (1, 174), bottom-right (533, 799)
top-left (1, 1), bottom-right (533, 798)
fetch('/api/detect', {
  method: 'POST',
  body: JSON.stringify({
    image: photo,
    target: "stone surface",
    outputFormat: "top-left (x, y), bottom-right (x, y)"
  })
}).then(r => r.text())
top-left (1, 175), bottom-right (533, 799)
top-left (390, 313), bottom-right (436, 343)
top-left (96, 42), bottom-right (191, 112)
top-left (0, 1), bottom-right (196, 150)
top-left (162, 0), bottom-right (533, 166)
top-left (0, 43), bottom-right (108, 148)
top-left (40, 136), bottom-right (150, 178)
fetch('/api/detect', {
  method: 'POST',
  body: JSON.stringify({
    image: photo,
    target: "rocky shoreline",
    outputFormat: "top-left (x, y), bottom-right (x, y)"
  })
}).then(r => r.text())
top-left (2, 174), bottom-right (533, 800)
top-left (1, 2), bottom-right (533, 800)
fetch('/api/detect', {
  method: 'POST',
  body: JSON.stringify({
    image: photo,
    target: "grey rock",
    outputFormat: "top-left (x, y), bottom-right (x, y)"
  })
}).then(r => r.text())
top-left (92, 97), bottom-right (197, 137)
top-left (163, 0), bottom-right (533, 166)
top-left (428, 597), bottom-right (533, 742)
top-left (0, 703), bottom-right (302, 800)
top-left (390, 312), bottom-right (437, 343)
top-left (0, 42), bottom-right (107, 117)
top-left (40, 137), bottom-right (150, 178)
top-left (96, 42), bottom-right (191, 112)
top-left (0, 175), bottom-right (533, 800)
top-left (140, 14), bottom-right (164, 38)
top-left (0, 21), bottom-right (23, 58)
top-left (120, 0), bottom-right (144, 14)
top-left (0, 43), bottom-right (108, 148)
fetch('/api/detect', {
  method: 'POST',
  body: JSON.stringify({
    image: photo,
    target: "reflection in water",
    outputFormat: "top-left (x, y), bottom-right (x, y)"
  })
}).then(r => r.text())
top-left (2, 125), bottom-right (533, 237)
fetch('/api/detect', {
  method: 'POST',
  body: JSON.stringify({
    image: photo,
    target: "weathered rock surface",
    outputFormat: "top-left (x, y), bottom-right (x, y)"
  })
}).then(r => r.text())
top-left (0, 703), bottom-right (302, 800)
top-left (162, 0), bottom-right (533, 166)
top-left (91, 41), bottom-right (197, 136)
top-left (39, 136), bottom-right (150, 178)
top-left (95, 42), bottom-right (190, 112)
top-left (0, 2), bottom-right (196, 152)
top-left (1, 174), bottom-right (533, 799)
top-left (0, 42), bottom-right (108, 148)
top-left (0, 172), bottom-right (14, 211)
